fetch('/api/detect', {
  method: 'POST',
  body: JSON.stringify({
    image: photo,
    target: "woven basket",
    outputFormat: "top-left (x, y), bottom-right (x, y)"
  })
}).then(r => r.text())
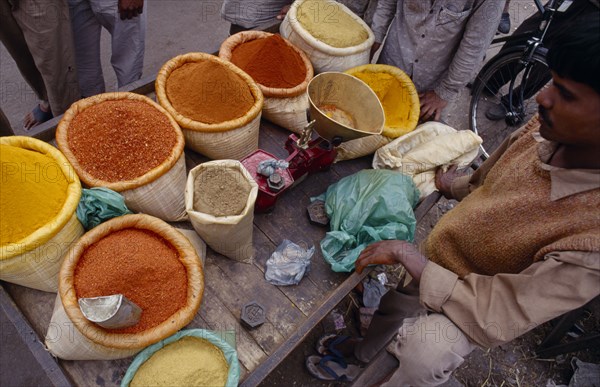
top-left (0, 136), bottom-right (83, 292)
top-left (45, 214), bottom-right (204, 360)
top-left (55, 92), bottom-right (187, 221)
top-left (156, 53), bottom-right (264, 160)
top-left (280, 0), bottom-right (374, 73)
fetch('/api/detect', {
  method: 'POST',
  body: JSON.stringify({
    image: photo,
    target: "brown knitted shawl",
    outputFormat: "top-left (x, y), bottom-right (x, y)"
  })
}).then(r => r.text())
top-left (425, 122), bottom-right (600, 278)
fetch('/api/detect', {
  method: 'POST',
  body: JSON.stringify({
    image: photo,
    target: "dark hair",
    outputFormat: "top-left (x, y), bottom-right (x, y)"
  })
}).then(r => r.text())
top-left (547, 12), bottom-right (600, 94)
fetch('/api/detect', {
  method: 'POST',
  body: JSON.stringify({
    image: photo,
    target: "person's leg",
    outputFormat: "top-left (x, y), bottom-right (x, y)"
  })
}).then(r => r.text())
top-left (69, 0), bottom-right (105, 97)
top-left (497, 0), bottom-right (511, 34)
top-left (93, 0), bottom-right (145, 89)
top-left (354, 280), bottom-right (425, 363)
top-left (382, 313), bottom-right (478, 386)
top-left (12, 0), bottom-right (80, 116)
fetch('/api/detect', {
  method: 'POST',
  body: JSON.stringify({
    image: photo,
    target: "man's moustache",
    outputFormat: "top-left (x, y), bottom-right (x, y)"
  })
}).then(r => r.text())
top-left (538, 106), bottom-right (552, 127)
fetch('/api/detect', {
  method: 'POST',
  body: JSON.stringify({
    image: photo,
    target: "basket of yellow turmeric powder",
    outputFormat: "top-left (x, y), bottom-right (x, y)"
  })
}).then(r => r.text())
top-left (0, 136), bottom-right (83, 292)
top-left (280, 0), bottom-right (375, 73)
top-left (44, 214), bottom-right (204, 360)
top-left (219, 31), bottom-right (314, 134)
top-left (335, 64), bottom-right (421, 161)
top-left (156, 53), bottom-right (264, 160)
top-left (55, 92), bottom-right (187, 222)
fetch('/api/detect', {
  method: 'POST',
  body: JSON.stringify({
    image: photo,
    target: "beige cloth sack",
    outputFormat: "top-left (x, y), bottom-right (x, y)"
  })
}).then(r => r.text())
top-left (45, 214), bottom-right (204, 360)
top-left (373, 122), bottom-right (482, 200)
top-left (156, 53), bottom-right (264, 160)
top-left (56, 92), bottom-right (187, 222)
top-left (219, 31), bottom-right (314, 134)
top-left (280, 0), bottom-right (375, 73)
top-left (185, 160), bottom-right (258, 263)
top-left (0, 136), bottom-right (84, 292)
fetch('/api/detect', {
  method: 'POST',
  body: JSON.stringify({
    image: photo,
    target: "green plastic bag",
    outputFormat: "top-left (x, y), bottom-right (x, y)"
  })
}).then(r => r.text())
top-left (319, 170), bottom-right (419, 272)
top-left (121, 329), bottom-right (240, 387)
top-left (76, 187), bottom-right (131, 230)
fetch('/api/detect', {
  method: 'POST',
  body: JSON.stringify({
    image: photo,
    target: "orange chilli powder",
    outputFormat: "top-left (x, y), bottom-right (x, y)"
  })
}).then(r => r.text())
top-left (67, 99), bottom-right (177, 183)
top-left (73, 228), bottom-right (188, 334)
top-left (166, 60), bottom-right (255, 124)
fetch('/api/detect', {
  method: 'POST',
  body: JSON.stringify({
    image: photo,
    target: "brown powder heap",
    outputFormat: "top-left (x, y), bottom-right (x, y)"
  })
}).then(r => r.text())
top-left (74, 228), bottom-right (188, 334)
top-left (231, 35), bottom-right (307, 89)
top-left (68, 100), bottom-right (177, 182)
top-left (193, 168), bottom-right (251, 217)
top-left (166, 61), bottom-right (255, 124)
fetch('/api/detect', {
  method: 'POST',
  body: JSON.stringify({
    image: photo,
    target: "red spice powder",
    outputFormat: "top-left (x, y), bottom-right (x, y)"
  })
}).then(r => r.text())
top-left (67, 100), bottom-right (177, 182)
top-left (231, 35), bottom-right (307, 89)
top-left (166, 61), bottom-right (255, 124)
top-left (73, 228), bottom-right (188, 334)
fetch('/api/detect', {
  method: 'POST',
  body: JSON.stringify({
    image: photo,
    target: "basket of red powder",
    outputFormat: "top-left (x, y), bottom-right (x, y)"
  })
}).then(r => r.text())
top-left (45, 214), bottom-right (204, 360)
top-left (219, 31), bottom-right (314, 134)
top-left (156, 53), bottom-right (264, 160)
top-left (55, 92), bottom-right (187, 222)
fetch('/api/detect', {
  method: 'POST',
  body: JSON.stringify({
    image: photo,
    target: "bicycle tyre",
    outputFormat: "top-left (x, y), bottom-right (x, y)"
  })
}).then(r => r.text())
top-left (469, 46), bottom-right (549, 158)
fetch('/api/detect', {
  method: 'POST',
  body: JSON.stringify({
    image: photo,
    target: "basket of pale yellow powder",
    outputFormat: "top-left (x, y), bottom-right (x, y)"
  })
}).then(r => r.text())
top-left (0, 136), bottom-right (83, 292)
top-left (121, 329), bottom-right (240, 387)
top-left (280, 0), bottom-right (375, 73)
top-left (335, 64), bottom-right (421, 161)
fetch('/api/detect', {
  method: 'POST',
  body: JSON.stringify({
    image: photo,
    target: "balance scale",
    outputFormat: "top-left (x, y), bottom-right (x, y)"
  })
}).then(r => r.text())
top-left (242, 72), bottom-right (385, 212)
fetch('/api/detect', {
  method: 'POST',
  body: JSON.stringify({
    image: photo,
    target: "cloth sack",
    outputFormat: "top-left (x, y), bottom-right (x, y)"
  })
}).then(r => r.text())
top-left (373, 122), bottom-right (482, 200)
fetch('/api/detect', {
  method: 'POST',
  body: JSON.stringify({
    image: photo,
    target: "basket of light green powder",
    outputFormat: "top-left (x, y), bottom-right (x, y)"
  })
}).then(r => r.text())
top-left (280, 0), bottom-right (375, 73)
top-left (121, 329), bottom-right (240, 387)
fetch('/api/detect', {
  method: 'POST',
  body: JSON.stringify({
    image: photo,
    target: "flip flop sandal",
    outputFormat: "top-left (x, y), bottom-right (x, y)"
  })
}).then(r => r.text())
top-left (24, 104), bottom-right (53, 130)
top-left (316, 334), bottom-right (361, 358)
top-left (305, 355), bottom-right (361, 382)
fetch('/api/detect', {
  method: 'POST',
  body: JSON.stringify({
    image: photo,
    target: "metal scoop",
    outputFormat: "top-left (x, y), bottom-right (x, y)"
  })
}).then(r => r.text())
top-left (78, 294), bottom-right (142, 329)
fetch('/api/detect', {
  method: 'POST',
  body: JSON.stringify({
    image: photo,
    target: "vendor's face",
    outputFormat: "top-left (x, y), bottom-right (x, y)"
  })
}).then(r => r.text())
top-left (536, 72), bottom-right (600, 148)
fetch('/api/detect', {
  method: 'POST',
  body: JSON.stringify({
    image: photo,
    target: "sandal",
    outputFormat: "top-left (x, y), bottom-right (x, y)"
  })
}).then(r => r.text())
top-left (23, 103), bottom-right (53, 130)
top-left (316, 334), bottom-right (361, 358)
top-left (306, 355), bottom-right (361, 382)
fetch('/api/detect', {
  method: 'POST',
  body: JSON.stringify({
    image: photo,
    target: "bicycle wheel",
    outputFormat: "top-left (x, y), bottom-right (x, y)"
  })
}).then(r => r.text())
top-left (470, 46), bottom-right (550, 158)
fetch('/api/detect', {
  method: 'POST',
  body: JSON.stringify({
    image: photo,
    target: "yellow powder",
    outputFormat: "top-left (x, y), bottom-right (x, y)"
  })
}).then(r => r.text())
top-left (0, 144), bottom-right (68, 248)
top-left (352, 72), bottom-right (414, 134)
top-left (131, 336), bottom-right (229, 387)
top-left (298, 0), bottom-right (368, 48)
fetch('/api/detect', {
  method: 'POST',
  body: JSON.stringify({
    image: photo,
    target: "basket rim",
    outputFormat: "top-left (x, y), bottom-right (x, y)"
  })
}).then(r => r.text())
top-left (345, 64), bottom-right (420, 136)
top-left (219, 31), bottom-right (314, 98)
top-left (0, 136), bottom-right (82, 260)
top-left (58, 214), bottom-right (204, 349)
top-left (284, 0), bottom-right (375, 56)
top-left (55, 92), bottom-right (186, 192)
top-left (155, 53), bottom-right (264, 132)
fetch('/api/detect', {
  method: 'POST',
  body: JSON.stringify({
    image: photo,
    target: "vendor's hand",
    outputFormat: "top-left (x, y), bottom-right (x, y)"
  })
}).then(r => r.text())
top-left (370, 42), bottom-right (382, 62)
top-left (276, 5), bottom-right (291, 20)
top-left (434, 164), bottom-right (464, 199)
top-left (355, 240), bottom-right (428, 282)
top-left (118, 0), bottom-right (143, 20)
top-left (419, 90), bottom-right (448, 122)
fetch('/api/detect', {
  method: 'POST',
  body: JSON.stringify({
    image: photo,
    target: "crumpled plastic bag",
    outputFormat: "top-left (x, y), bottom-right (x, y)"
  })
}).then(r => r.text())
top-left (265, 240), bottom-right (315, 286)
top-left (363, 277), bottom-right (388, 308)
top-left (257, 159), bottom-right (289, 177)
top-left (373, 121), bottom-right (482, 200)
top-left (76, 187), bottom-right (132, 230)
top-left (318, 169), bottom-right (419, 272)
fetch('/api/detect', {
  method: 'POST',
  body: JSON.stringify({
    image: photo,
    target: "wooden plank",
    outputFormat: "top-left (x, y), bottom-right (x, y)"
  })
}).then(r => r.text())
top-left (0, 284), bottom-right (73, 387)
top-left (240, 268), bottom-right (373, 387)
top-left (350, 347), bottom-right (398, 387)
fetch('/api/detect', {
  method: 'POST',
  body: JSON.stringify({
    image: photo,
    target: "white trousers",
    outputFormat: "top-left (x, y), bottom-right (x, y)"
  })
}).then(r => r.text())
top-left (68, 0), bottom-right (146, 97)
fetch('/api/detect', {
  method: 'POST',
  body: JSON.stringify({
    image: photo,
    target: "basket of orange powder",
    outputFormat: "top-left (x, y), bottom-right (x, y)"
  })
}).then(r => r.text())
top-left (156, 53), bottom-right (264, 160)
top-left (219, 31), bottom-right (314, 134)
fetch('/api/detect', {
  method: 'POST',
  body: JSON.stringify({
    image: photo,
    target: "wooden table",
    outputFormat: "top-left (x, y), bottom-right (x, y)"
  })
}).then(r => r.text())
top-left (2, 77), bottom-right (441, 387)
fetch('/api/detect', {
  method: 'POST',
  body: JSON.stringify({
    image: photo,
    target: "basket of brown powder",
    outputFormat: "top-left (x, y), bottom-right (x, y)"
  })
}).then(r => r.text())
top-left (44, 214), bottom-right (204, 360)
top-left (219, 31), bottom-right (314, 134)
top-left (185, 160), bottom-right (258, 263)
top-left (156, 53), bottom-right (264, 160)
top-left (55, 92), bottom-right (187, 222)
top-left (280, 0), bottom-right (375, 73)
top-left (121, 329), bottom-right (240, 387)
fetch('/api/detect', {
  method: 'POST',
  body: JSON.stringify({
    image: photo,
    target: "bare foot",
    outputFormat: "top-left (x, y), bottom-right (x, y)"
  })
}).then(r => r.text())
top-left (23, 101), bottom-right (52, 130)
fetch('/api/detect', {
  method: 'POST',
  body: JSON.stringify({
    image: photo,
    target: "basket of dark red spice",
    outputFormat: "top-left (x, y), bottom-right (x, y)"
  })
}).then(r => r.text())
top-left (156, 53), bottom-right (264, 160)
top-left (219, 31), bottom-right (314, 134)
top-left (55, 92), bottom-right (187, 222)
top-left (44, 214), bottom-right (204, 360)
